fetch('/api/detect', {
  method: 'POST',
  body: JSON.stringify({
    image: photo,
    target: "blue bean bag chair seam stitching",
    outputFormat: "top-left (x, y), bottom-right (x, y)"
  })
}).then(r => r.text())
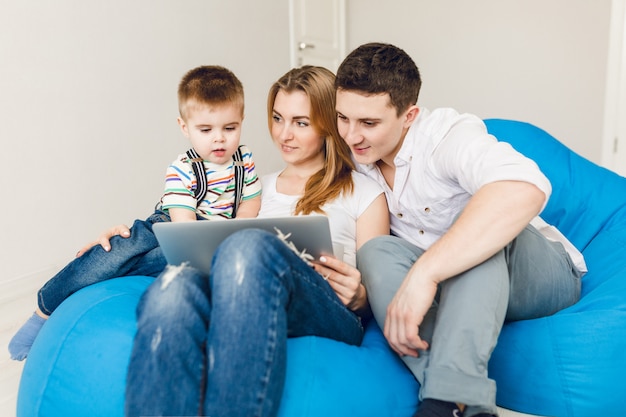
top-left (583, 232), bottom-right (626, 277)
top-left (301, 336), bottom-right (318, 416)
top-left (577, 219), bottom-right (626, 254)
top-left (596, 227), bottom-right (626, 247)
top-left (548, 319), bottom-right (574, 417)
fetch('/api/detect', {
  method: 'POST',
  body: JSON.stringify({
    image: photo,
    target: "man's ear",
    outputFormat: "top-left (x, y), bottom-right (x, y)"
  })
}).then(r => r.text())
top-left (403, 105), bottom-right (420, 128)
top-left (177, 116), bottom-right (190, 138)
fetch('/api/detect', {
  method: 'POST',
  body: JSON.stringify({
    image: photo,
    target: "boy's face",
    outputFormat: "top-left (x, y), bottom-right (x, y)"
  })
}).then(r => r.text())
top-left (336, 90), bottom-right (415, 166)
top-left (178, 102), bottom-right (243, 165)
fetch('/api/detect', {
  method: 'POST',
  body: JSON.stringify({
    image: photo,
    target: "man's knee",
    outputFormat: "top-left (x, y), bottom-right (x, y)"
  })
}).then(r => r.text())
top-left (358, 235), bottom-right (398, 260)
top-left (357, 236), bottom-right (399, 283)
top-left (357, 235), bottom-right (420, 290)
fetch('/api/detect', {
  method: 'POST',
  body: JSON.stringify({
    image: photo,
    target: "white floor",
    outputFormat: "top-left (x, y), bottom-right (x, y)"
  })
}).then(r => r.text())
top-left (499, 408), bottom-right (540, 417)
top-left (0, 270), bottom-right (540, 417)
top-left (0, 269), bottom-right (46, 417)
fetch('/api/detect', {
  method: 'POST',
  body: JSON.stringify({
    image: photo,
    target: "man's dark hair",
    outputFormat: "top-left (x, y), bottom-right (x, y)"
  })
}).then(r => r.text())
top-left (336, 43), bottom-right (421, 115)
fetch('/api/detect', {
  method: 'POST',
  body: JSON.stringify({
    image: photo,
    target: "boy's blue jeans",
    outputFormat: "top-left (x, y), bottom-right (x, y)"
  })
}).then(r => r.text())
top-left (37, 210), bottom-right (170, 315)
top-left (357, 225), bottom-right (582, 417)
top-left (124, 228), bottom-right (363, 417)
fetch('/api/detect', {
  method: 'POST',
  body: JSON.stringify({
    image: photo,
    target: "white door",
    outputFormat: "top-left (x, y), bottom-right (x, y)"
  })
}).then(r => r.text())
top-left (615, 0), bottom-right (626, 178)
top-left (603, 0), bottom-right (626, 177)
top-left (289, 0), bottom-right (346, 73)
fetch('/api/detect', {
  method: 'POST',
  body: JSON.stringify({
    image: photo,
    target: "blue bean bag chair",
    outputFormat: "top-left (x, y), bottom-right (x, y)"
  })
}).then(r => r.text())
top-left (484, 119), bottom-right (626, 417)
top-left (17, 119), bottom-right (626, 417)
top-left (17, 284), bottom-right (420, 417)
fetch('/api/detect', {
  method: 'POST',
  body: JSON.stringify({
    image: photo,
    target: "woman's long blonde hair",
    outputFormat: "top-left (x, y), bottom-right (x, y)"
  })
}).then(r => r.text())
top-left (267, 66), bottom-right (355, 214)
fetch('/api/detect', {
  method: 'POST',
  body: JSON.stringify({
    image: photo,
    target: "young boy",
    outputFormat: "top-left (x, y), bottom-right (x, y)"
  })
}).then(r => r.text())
top-left (9, 65), bottom-right (262, 361)
top-left (337, 43), bottom-right (585, 417)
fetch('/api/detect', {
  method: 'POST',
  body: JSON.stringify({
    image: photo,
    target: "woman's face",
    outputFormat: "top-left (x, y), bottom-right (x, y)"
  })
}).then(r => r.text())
top-left (270, 90), bottom-right (325, 169)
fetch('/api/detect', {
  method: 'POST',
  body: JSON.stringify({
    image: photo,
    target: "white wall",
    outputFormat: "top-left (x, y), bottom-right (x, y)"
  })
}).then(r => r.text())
top-left (1, 0), bottom-right (613, 303)
top-left (346, 0), bottom-right (611, 165)
top-left (0, 0), bottom-right (290, 285)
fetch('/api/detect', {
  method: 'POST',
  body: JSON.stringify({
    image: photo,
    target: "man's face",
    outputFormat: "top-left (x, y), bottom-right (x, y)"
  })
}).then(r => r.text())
top-left (336, 90), bottom-right (409, 166)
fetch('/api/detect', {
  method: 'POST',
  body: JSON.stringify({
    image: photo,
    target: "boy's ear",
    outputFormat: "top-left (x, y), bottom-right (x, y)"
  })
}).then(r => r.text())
top-left (403, 105), bottom-right (420, 127)
top-left (177, 116), bottom-right (190, 138)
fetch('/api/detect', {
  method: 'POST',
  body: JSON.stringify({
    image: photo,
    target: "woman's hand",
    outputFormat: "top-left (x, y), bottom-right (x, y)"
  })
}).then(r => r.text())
top-left (76, 224), bottom-right (131, 257)
top-left (313, 255), bottom-right (368, 313)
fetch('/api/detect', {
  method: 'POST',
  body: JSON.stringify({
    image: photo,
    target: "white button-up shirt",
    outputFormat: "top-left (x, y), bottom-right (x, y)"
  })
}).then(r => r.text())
top-left (356, 108), bottom-right (552, 251)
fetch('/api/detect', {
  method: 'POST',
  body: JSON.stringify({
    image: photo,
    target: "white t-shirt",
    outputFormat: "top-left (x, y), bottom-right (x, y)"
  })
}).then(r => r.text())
top-left (258, 170), bottom-right (384, 267)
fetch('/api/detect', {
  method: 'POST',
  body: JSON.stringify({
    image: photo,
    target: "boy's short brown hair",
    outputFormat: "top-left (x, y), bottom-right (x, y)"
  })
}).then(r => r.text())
top-left (335, 43), bottom-right (421, 116)
top-left (178, 65), bottom-right (244, 120)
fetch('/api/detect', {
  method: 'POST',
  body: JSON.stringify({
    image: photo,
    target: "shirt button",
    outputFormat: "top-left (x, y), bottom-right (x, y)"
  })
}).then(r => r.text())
top-left (419, 230), bottom-right (425, 235)
top-left (396, 213), bottom-right (403, 219)
top-left (424, 207), bottom-right (431, 213)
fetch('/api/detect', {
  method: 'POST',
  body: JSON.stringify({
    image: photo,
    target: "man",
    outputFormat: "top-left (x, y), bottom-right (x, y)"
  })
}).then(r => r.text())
top-left (336, 42), bottom-right (584, 417)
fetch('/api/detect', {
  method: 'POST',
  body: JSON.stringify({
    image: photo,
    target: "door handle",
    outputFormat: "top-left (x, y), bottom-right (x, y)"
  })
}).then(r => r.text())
top-left (298, 42), bottom-right (315, 51)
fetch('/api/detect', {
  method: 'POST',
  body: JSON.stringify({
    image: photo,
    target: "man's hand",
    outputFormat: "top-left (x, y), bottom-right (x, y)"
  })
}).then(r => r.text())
top-left (383, 272), bottom-right (435, 357)
top-left (382, 181), bottom-right (546, 357)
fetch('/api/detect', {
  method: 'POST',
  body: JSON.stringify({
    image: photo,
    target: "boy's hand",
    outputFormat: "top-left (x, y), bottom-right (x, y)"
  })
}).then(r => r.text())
top-left (76, 224), bottom-right (131, 257)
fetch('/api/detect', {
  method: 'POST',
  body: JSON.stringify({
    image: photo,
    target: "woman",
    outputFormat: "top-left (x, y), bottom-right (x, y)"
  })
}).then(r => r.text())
top-left (96, 66), bottom-right (389, 417)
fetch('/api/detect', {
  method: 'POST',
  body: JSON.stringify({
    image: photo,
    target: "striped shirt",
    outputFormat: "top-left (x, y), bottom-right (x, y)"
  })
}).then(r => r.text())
top-left (160, 145), bottom-right (262, 220)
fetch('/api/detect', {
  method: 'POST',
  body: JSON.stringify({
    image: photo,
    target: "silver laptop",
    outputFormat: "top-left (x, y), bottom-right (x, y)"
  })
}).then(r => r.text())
top-left (153, 216), bottom-right (334, 274)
